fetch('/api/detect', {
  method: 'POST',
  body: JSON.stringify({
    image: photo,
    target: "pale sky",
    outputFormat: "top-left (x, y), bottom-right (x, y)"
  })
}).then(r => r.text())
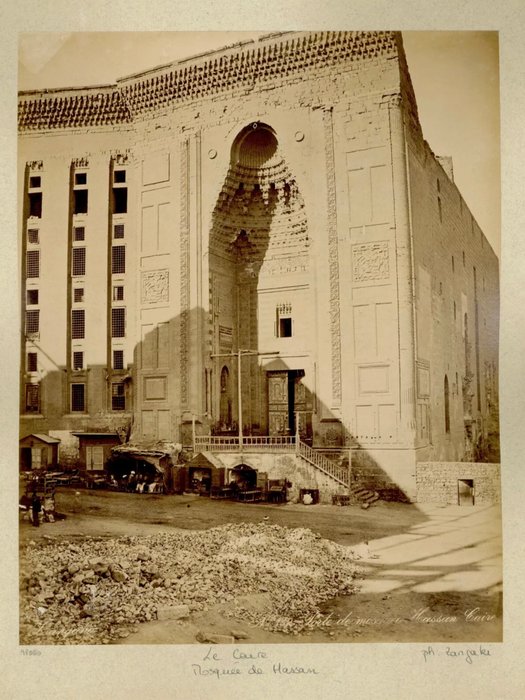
top-left (18, 31), bottom-right (500, 255)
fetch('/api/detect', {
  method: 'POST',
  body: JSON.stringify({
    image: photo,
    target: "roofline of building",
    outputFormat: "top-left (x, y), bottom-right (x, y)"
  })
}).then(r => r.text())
top-left (18, 31), bottom-right (399, 100)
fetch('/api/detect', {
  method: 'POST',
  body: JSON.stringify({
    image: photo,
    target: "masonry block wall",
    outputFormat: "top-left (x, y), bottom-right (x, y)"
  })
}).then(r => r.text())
top-left (18, 32), bottom-right (499, 500)
top-left (398, 45), bottom-right (500, 464)
top-left (416, 462), bottom-right (501, 505)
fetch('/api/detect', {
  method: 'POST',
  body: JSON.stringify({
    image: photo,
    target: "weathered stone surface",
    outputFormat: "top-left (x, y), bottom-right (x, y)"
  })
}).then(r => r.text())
top-left (156, 605), bottom-right (190, 621)
top-left (20, 523), bottom-right (360, 645)
top-left (230, 629), bottom-right (249, 640)
top-left (196, 631), bottom-right (235, 645)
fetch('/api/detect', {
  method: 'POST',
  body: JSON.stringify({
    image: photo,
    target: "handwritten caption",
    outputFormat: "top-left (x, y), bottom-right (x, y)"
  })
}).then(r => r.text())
top-left (191, 646), bottom-right (319, 679)
top-left (422, 645), bottom-right (492, 664)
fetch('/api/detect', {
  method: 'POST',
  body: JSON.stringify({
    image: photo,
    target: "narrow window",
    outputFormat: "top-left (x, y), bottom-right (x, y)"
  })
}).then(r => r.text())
top-left (111, 383), bottom-right (126, 411)
top-left (73, 287), bottom-right (84, 303)
top-left (73, 189), bottom-right (88, 215)
top-left (112, 246), bottom-right (126, 274)
top-left (113, 349), bottom-right (124, 370)
top-left (25, 310), bottom-right (39, 335)
top-left (72, 351), bottom-right (84, 371)
top-left (27, 352), bottom-right (37, 372)
top-left (71, 384), bottom-right (85, 412)
top-left (112, 307), bottom-right (125, 338)
top-left (113, 285), bottom-right (124, 301)
top-left (29, 192), bottom-right (42, 218)
top-left (437, 196), bottom-right (442, 223)
top-left (112, 188), bottom-right (128, 214)
top-left (451, 256), bottom-right (455, 273)
top-left (26, 289), bottom-right (39, 305)
top-left (73, 226), bottom-right (85, 241)
top-left (276, 303), bottom-right (293, 338)
top-left (25, 384), bottom-right (40, 413)
top-left (114, 224), bottom-right (125, 239)
top-left (444, 375), bottom-right (450, 434)
top-left (462, 250), bottom-right (466, 267)
top-left (26, 250), bottom-right (40, 278)
top-left (71, 309), bottom-right (85, 339)
top-left (72, 248), bottom-right (86, 276)
top-left (453, 301), bottom-right (457, 321)
top-left (27, 228), bottom-right (39, 244)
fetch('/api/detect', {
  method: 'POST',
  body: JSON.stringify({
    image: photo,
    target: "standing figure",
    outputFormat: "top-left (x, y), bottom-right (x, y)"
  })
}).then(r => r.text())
top-left (31, 493), bottom-right (41, 527)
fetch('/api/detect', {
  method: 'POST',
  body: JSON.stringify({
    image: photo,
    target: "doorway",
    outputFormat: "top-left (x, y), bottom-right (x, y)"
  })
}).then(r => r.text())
top-left (267, 369), bottom-right (311, 437)
top-left (457, 478), bottom-right (475, 505)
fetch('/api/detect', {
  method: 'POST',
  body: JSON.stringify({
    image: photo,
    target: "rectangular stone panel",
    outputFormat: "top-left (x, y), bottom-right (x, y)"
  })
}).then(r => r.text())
top-left (141, 323), bottom-right (155, 369)
top-left (157, 323), bottom-right (169, 368)
top-left (358, 365), bottom-right (389, 394)
top-left (376, 302), bottom-right (395, 360)
top-left (157, 410), bottom-right (171, 438)
top-left (144, 376), bottom-right (167, 401)
top-left (353, 304), bottom-right (375, 360)
top-left (355, 405), bottom-right (374, 441)
top-left (378, 404), bottom-right (396, 442)
top-left (142, 152), bottom-right (170, 186)
top-left (142, 410), bottom-right (156, 437)
top-left (158, 202), bottom-right (171, 251)
top-left (417, 365), bottom-right (431, 398)
top-left (141, 206), bottom-right (155, 254)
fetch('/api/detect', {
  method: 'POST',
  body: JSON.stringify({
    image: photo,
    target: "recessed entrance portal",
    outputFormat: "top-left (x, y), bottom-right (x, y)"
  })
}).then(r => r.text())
top-left (208, 122), bottom-right (310, 437)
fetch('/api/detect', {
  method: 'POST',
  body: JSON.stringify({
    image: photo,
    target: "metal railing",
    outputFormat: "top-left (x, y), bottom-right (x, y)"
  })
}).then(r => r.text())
top-left (296, 440), bottom-right (350, 487)
top-left (193, 435), bottom-right (349, 487)
top-left (194, 435), bottom-right (296, 451)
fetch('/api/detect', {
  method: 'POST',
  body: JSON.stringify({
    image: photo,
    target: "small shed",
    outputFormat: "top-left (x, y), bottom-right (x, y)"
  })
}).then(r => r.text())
top-left (178, 452), bottom-right (226, 494)
top-left (72, 432), bottom-right (121, 471)
top-left (19, 433), bottom-right (60, 471)
top-left (110, 445), bottom-right (174, 492)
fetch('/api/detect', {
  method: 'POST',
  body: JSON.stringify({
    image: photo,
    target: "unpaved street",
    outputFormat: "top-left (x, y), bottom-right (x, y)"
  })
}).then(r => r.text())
top-left (20, 489), bottom-right (502, 644)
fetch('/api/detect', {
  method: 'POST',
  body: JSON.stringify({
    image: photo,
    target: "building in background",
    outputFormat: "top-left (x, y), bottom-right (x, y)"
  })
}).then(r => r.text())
top-left (18, 31), bottom-right (499, 500)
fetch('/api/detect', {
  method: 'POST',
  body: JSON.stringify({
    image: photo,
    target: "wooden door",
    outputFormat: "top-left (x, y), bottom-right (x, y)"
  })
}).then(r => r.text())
top-left (86, 445), bottom-right (104, 471)
top-left (294, 374), bottom-right (312, 439)
top-left (268, 372), bottom-right (289, 435)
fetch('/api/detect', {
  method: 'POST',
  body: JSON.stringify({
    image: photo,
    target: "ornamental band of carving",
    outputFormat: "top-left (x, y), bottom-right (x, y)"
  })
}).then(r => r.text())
top-left (323, 107), bottom-right (342, 405)
top-left (179, 138), bottom-right (190, 407)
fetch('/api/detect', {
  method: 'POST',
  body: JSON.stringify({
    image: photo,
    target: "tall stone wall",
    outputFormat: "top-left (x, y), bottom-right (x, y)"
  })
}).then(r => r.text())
top-left (415, 462), bottom-right (501, 505)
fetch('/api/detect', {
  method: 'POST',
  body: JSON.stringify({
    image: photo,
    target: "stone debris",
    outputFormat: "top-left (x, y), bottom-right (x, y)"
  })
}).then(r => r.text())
top-left (196, 631), bottom-right (235, 645)
top-left (20, 523), bottom-right (360, 645)
top-left (156, 604), bottom-right (190, 621)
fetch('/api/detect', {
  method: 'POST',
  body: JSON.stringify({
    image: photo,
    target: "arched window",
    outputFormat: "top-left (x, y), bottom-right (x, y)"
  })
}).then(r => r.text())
top-left (220, 366), bottom-right (232, 427)
top-left (444, 375), bottom-right (450, 434)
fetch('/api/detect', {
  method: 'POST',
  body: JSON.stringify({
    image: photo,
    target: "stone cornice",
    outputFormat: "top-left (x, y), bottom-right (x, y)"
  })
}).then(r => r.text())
top-left (18, 31), bottom-right (398, 132)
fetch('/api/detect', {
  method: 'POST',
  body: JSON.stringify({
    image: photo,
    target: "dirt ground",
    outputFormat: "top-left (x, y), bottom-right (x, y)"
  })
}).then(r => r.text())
top-left (19, 488), bottom-right (502, 644)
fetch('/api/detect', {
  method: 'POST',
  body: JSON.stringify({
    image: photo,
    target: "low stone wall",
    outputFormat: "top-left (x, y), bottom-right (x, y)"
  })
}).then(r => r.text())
top-left (212, 452), bottom-right (347, 504)
top-left (416, 462), bottom-right (501, 505)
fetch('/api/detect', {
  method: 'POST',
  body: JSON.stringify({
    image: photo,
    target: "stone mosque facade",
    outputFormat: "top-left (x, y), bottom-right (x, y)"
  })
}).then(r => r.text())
top-left (18, 31), bottom-right (499, 500)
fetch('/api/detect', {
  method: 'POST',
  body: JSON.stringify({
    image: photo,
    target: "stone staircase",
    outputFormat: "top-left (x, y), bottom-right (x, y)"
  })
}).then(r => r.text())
top-left (296, 440), bottom-right (350, 488)
top-left (350, 485), bottom-right (380, 506)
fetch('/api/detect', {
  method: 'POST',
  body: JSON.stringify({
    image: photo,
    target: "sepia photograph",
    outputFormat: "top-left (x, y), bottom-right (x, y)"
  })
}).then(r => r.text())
top-left (16, 29), bottom-right (503, 652)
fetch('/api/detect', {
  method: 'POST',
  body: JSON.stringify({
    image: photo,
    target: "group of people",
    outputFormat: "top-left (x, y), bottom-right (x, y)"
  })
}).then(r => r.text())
top-left (120, 472), bottom-right (163, 494)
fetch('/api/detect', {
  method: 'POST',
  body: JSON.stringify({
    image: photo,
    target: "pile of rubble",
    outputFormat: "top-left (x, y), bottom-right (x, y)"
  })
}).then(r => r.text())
top-left (20, 523), bottom-right (361, 644)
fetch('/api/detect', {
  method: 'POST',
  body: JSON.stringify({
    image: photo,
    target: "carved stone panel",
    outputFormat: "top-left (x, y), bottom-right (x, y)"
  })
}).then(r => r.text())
top-left (352, 241), bottom-right (389, 283)
top-left (141, 270), bottom-right (169, 304)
